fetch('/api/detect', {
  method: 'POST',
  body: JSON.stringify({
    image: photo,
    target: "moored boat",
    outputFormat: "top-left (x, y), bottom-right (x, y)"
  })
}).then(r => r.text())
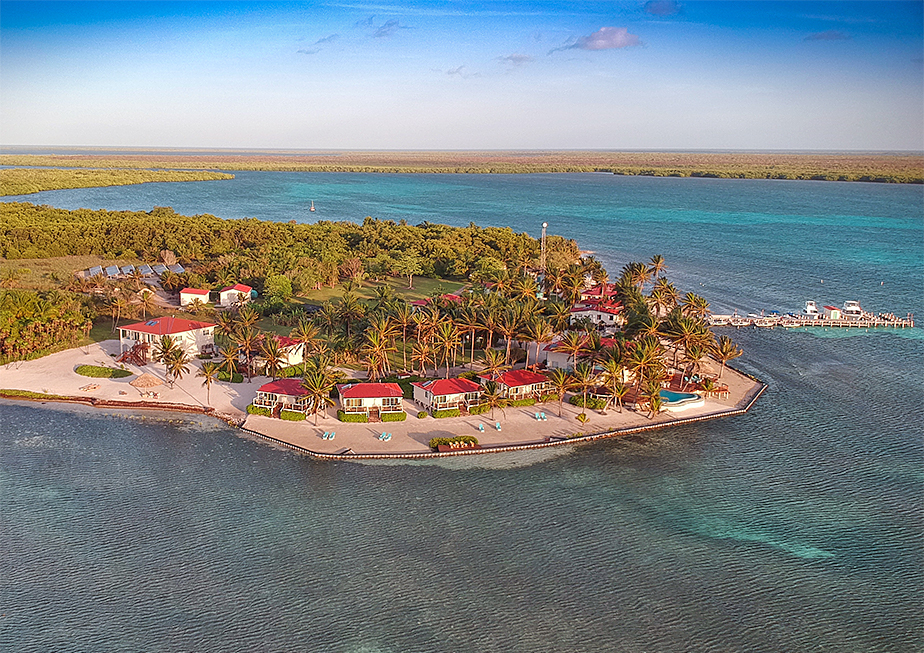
top-left (801, 300), bottom-right (820, 320)
top-left (842, 300), bottom-right (863, 319)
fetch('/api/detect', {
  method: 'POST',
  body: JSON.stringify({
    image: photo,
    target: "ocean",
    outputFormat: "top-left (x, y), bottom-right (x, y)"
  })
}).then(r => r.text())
top-left (1, 173), bottom-right (922, 651)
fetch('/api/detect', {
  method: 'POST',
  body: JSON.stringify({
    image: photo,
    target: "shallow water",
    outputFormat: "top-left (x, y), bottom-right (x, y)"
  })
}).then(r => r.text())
top-left (2, 173), bottom-right (923, 651)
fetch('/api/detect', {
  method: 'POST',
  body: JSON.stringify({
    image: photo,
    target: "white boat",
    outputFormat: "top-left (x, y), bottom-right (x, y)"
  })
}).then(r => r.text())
top-left (309, 200), bottom-right (316, 212)
top-left (801, 301), bottom-right (820, 320)
top-left (842, 300), bottom-right (863, 319)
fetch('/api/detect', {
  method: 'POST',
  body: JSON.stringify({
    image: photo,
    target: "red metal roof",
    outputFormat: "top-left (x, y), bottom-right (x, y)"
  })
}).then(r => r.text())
top-left (411, 377), bottom-right (481, 396)
top-left (275, 335), bottom-right (300, 348)
top-left (120, 316), bottom-right (215, 336)
top-left (337, 382), bottom-right (404, 399)
top-left (180, 288), bottom-right (210, 296)
top-left (823, 306), bottom-right (839, 310)
top-left (571, 303), bottom-right (623, 316)
top-left (257, 378), bottom-right (309, 396)
top-left (478, 369), bottom-right (549, 387)
top-left (220, 283), bottom-right (252, 294)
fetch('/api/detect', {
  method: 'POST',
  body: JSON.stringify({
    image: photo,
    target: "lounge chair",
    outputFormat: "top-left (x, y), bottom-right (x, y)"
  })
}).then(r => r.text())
top-left (496, 422), bottom-right (501, 431)
top-left (322, 431), bottom-right (329, 439)
top-left (329, 432), bottom-right (335, 440)
top-left (478, 424), bottom-right (484, 432)
top-left (541, 412), bottom-right (546, 421)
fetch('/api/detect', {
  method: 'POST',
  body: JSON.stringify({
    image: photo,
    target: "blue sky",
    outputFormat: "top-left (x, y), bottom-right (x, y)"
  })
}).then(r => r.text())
top-left (1, 1), bottom-right (921, 150)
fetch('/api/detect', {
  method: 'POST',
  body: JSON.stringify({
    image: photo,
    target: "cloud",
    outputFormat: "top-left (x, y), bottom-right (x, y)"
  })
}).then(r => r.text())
top-left (804, 30), bottom-right (850, 41)
top-left (445, 65), bottom-right (479, 79)
top-left (497, 53), bottom-right (534, 66)
top-left (644, 0), bottom-right (681, 16)
top-left (374, 19), bottom-right (408, 38)
top-left (297, 48), bottom-right (320, 55)
top-left (354, 15), bottom-right (375, 28)
top-left (549, 26), bottom-right (640, 54)
top-left (314, 34), bottom-right (339, 45)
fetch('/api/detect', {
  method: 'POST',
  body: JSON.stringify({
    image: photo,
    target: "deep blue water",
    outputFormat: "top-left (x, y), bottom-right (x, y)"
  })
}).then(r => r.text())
top-left (2, 173), bottom-right (923, 651)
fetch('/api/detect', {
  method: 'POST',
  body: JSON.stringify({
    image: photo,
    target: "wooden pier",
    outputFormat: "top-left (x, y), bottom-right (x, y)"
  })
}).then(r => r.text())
top-left (709, 314), bottom-right (915, 329)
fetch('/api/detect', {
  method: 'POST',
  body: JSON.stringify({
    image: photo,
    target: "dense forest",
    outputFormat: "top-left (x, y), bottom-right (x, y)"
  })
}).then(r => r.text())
top-left (0, 289), bottom-right (93, 363)
top-left (0, 168), bottom-right (234, 196)
top-left (1, 151), bottom-right (921, 183)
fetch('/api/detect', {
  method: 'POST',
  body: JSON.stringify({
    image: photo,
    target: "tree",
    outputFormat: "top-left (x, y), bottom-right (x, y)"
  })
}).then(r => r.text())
top-left (197, 362), bottom-right (220, 406)
top-left (390, 302), bottom-right (415, 373)
top-left (481, 380), bottom-right (507, 420)
top-left (165, 348), bottom-right (190, 388)
top-left (290, 320), bottom-right (321, 375)
top-left (556, 331), bottom-right (587, 371)
top-left (571, 362), bottom-right (597, 413)
top-left (137, 289), bottom-right (156, 319)
top-left (546, 368), bottom-right (573, 417)
top-left (393, 251), bottom-right (423, 289)
top-left (301, 370), bottom-right (336, 426)
top-left (523, 317), bottom-right (555, 369)
top-left (649, 254), bottom-right (667, 280)
top-left (260, 335), bottom-right (285, 380)
top-left (600, 358), bottom-right (626, 413)
top-left (480, 348), bottom-right (508, 379)
top-left (153, 335), bottom-right (180, 379)
top-left (711, 335), bottom-right (743, 379)
top-left (264, 274), bottom-right (293, 301)
top-left (232, 325), bottom-right (260, 382)
top-left (216, 345), bottom-right (239, 380)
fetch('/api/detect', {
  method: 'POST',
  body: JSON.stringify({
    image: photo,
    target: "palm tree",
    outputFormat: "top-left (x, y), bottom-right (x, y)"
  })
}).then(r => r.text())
top-left (495, 308), bottom-right (522, 365)
top-left (137, 289), bottom-right (157, 319)
top-left (361, 330), bottom-right (394, 382)
top-left (371, 284), bottom-right (394, 312)
top-left (165, 348), bottom-right (190, 388)
top-left (682, 292), bottom-right (710, 319)
top-left (260, 335), bottom-right (285, 380)
top-left (411, 342), bottom-right (433, 377)
top-left (646, 384), bottom-right (663, 419)
top-left (290, 320), bottom-right (321, 375)
top-left (455, 306), bottom-right (482, 371)
top-left (681, 343), bottom-right (709, 390)
top-left (571, 362), bottom-right (597, 413)
top-left (600, 358), bottom-right (625, 412)
top-left (524, 317), bottom-right (555, 369)
top-left (390, 302), bottom-right (415, 373)
top-left (237, 305), bottom-right (260, 328)
top-left (153, 335), bottom-right (179, 379)
top-left (627, 336), bottom-right (664, 395)
top-left (649, 254), bottom-right (667, 280)
top-left (197, 362), bottom-right (220, 406)
top-left (480, 348), bottom-right (509, 380)
top-left (216, 345), bottom-right (239, 381)
top-left (232, 325), bottom-right (260, 382)
top-left (544, 300), bottom-right (571, 333)
top-left (556, 331), bottom-right (587, 371)
top-left (317, 301), bottom-right (340, 338)
top-left (108, 296), bottom-right (129, 332)
top-left (214, 311), bottom-right (237, 346)
top-left (711, 335), bottom-right (743, 379)
top-left (300, 369), bottom-right (336, 426)
top-left (434, 320), bottom-right (460, 379)
top-left (337, 293), bottom-right (366, 339)
top-left (546, 368), bottom-right (574, 417)
top-left (481, 380), bottom-right (507, 420)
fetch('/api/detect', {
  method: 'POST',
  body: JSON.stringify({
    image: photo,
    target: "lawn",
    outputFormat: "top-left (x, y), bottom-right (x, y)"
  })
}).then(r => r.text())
top-left (0, 255), bottom-right (134, 290)
top-left (298, 276), bottom-right (467, 306)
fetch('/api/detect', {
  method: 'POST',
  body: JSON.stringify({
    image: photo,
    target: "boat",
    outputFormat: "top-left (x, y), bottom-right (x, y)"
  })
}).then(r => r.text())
top-left (842, 300), bottom-right (863, 319)
top-left (801, 301), bottom-right (820, 320)
top-left (309, 201), bottom-right (316, 212)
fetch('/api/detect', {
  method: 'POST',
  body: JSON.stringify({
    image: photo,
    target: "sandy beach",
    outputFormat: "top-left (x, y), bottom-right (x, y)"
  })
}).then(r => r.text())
top-left (0, 339), bottom-right (764, 458)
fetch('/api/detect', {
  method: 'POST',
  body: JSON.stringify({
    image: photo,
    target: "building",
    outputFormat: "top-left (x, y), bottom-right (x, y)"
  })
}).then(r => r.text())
top-left (822, 305), bottom-right (841, 320)
top-left (477, 369), bottom-right (550, 400)
top-left (411, 377), bottom-right (483, 413)
top-left (179, 288), bottom-right (211, 306)
top-left (570, 300), bottom-right (624, 328)
top-left (252, 378), bottom-right (314, 415)
top-left (252, 335), bottom-right (306, 373)
top-left (218, 283), bottom-right (253, 308)
top-left (410, 293), bottom-right (464, 311)
top-left (118, 316), bottom-right (215, 357)
top-left (337, 382), bottom-right (404, 419)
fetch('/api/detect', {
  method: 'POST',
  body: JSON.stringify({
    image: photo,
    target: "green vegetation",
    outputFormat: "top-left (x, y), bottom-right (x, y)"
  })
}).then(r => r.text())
top-left (432, 408), bottom-right (462, 419)
top-left (507, 397), bottom-right (537, 407)
top-left (429, 435), bottom-right (479, 450)
top-left (0, 289), bottom-right (93, 364)
top-left (247, 404), bottom-right (271, 416)
top-left (0, 168), bottom-right (234, 196)
top-left (280, 409), bottom-right (306, 421)
top-left (75, 364), bottom-right (132, 379)
top-left (2, 151), bottom-right (920, 183)
top-left (569, 395), bottom-right (608, 410)
top-left (381, 411), bottom-right (407, 422)
top-left (337, 410), bottom-right (368, 423)
top-left (0, 388), bottom-right (73, 401)
top-left (417, 411), bottom-right (428, 419)
top-left (468, 404), bottom-right (490, 415)
top-left (218, 370), bottom-right (244, 383)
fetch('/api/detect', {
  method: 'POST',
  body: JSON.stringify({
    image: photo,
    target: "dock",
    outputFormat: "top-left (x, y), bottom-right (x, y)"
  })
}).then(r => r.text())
top-left (709, 313), bottom-right (915, 329)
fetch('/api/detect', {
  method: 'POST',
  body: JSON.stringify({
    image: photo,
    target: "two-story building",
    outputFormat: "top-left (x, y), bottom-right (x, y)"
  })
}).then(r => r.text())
top-left (118, 317), bottom-right (215, 357)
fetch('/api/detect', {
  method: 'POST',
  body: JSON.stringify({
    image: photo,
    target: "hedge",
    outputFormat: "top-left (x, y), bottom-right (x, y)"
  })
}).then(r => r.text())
top-left (280, 409), bottom-right (306, 421)
top-left (337, 410), bottom-right (368, 423)
top-left (508, 397), bottom-right (536, 407)
top-left (569, 395), bottom-right (609, 410)
top-left (539, 393), bottom-right (558, 403)
top-left (432, 408), bottom-right (461, 419)
top-left (75, 364), bottom-right (133, 379)
top-left (429, 435), bottom-right (479, 450)
top-left (276, 365), bottom-right (303, 379)
top-left (218, 370), bottom-right (244, 383)
top-left (417, 411), bottom-right (428, 419)
top-left (247, 404), bottom-right (271, 417)
top-left (381, 411), bottom-right (407, 422)
top-left (468, 404), bottom-right (490, 415)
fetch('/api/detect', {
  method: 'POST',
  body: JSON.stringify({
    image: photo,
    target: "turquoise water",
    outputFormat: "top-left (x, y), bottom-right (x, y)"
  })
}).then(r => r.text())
top-left (659, 390), bottom-right (700, 403)
top-left (2, 174), bottom-right (923, 651)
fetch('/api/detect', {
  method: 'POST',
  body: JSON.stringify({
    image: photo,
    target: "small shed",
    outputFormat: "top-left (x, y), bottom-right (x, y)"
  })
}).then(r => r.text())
top-left (822, 306), bottom-right (841, 320)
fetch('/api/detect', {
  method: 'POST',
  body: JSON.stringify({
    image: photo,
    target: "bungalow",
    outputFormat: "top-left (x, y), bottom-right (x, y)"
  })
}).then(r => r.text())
top-left (252, 335), bottom-right (306, 373)
top-left (118, 316), bottom-right (215, 357)
top-left (179, 287), bottom-right (211, 307)
top-left (252, 378), bottom-right (313, 414)
top-left (411, 377), bottom-right (483, 413)
top-left (478, 369), bottom-right (550, 400)
top-left (542, 336), bottom-right (625, 372)
top-left (218, 283), bottom-right (253, 308)
top-left (337, 382), bottom-right (404, 419)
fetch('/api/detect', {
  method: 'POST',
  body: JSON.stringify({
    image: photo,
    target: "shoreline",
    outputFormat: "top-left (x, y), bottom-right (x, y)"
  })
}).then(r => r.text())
top-left (0, 339), bottom-right (766, 460)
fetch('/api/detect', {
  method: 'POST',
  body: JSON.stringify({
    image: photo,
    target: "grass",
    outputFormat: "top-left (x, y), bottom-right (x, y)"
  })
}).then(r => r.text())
top-left (0, 255), bottom-right (133, 290)
top-left (75, 364), bottom-right (133, 379)
top-left (298, 277), bottom-right (467, 305)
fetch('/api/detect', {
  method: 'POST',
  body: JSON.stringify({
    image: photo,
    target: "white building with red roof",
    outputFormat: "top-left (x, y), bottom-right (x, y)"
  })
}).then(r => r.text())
top-left (218, 283), bottom-right (253, 308)
top-left (822, 305), bottom-right (841, 320)
top-left (579, 283), bottom-right (618, 302)
top-left (118, 316), bottom-right (216, 356)
top-left (337, 382), bottom-right (405, 419)
top-left (570, 299), bottom-right (624, 328)
top-left (252, 378), bottom-right (313, 414)
top-left (477, 369), bottom-right (550, 400)
top-left (252, 335), bottom-right (306, 373)
top-left (411, 377), bottom-right (483, 413)
top-left (410, 293), bottom-right (464, 310)
top-left (179, 287), bottom-right (211, 307)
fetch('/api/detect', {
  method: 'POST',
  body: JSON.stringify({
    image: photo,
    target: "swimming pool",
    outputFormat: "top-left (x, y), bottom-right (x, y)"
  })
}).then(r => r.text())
top-left (659, 389), bottom-right (705, 412)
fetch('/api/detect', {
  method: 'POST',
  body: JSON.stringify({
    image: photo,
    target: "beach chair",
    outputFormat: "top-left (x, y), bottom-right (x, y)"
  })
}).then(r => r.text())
top-left (322, 431), bottom-right (329, 439)
top-left (384, 434), bottom-right (392, 442)
top-left (379, 432), bottom-right (387, 440)
top-left (541, 412), bottom-right (546, 421)
top-left (535, 412), bottom-right (541, 420)
top-left (478, 424), bottom-right (484, 432)
top-left (496, 422), bottom-right (502, 431)
top-left (329, 432), bottom-right (335, 440)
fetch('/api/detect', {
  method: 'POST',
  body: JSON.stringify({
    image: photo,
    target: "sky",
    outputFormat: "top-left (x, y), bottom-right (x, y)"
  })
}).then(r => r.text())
top-left (1, 1), bottom-right (922, 150)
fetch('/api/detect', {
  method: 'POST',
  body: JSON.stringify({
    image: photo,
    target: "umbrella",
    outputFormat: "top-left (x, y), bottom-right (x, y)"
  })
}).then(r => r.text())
top-left (130, 373), bottom-right (163, 388)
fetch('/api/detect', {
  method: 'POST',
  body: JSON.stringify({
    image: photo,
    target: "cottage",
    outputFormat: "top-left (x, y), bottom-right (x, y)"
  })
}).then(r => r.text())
top-left (337, 382), bottom-right (404, 419)
top-left (218, 283), bottom-right (253, 308)
top-left (252, 335), bottom-right (306, 373)
top-left (252, 378), bottom-right (313, 414)
top-left (411, 377), bottom-right (483, 413)
top-left (118, 316), bottom-right (215, 357)
top-left (478, 369), bottom-right (550, 400)
top-left (179, 288), bottom-right (211, 307)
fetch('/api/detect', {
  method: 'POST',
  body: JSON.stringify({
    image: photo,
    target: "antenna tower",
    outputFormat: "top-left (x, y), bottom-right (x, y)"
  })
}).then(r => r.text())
top-left (540, 222), bottom-right (548, 274)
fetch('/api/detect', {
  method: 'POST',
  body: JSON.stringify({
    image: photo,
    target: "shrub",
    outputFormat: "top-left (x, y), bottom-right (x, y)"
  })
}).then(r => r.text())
top-left (276, 365), bottom-right (303, 379)
top-left (508, 397), bottom-right (536, 407)
top-left (247, 404), bottom-right (271, 417)
top-left (539, 393), bottom-right (557, 403)
top-left (381, 411), bottom-right (407, 422)
top-left (432, 408), bottom-right (461, 419)
top-left (218, 370), bottom-right (244, 383)
top-left (196, 353), bottom-right (213, 360)
top-left (429, 435), bottom-right (479, 450)
top-left (569, 395), bottom-right (608, 410)
top-left (468, 404), bottom-right (489, 415)
top-left (75, 364), bottom-right (132, 379)
top-left (417, 411), bottom-right (428, 419)
top-left (280, 409), bottom-right (306, 421)
top-left (337, 410), bottom-right (368, 423)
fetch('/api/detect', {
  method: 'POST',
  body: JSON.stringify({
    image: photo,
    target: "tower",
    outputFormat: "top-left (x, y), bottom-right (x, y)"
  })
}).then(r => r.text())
top-left (540, 221), bottom-right (548, 274)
